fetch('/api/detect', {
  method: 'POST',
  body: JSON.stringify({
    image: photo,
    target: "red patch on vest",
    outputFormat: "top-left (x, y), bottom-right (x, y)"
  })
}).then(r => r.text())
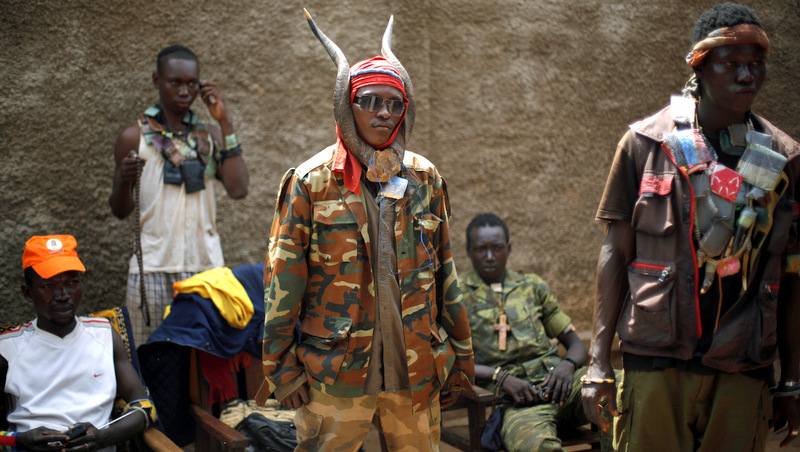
top-left (639, 174), bottom-right (674, 196)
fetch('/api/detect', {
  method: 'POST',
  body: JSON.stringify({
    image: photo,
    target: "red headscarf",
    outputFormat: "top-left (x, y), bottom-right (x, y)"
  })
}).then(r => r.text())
top-left (686, 23), bottom-right (769, 67)
top-left (333, 56), bottom-right (408, 194)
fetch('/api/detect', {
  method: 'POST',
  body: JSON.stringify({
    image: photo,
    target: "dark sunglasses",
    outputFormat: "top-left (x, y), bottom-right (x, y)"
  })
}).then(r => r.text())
top-left (353, 95), bottom-right (405, 116)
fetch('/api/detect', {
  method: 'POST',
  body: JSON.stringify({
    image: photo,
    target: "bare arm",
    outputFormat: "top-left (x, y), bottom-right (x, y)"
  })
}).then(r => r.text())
top-left (200, 80), bottom-right (249, 199)
top-left (85, 328), bottom-right (149, 450)
top-left (581, 219), bottom-right (635, 431)
top-left (109, 124), bottom-right (143, 219)
top-left (588, 220), bottom-right (633, 378)
top-left (477, 363), bottom-right (542, 408)
top-left (559, 329), bottom-right (589, 368)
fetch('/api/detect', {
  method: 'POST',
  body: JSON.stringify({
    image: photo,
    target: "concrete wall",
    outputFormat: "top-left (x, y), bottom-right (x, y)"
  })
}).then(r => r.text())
top-left (2, 0), bottom-right (799, 328)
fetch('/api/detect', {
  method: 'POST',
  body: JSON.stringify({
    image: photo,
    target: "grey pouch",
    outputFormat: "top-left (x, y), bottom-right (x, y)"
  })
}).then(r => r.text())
top-left (746, 130), bottom-right (772, 148)
top-left (695, 173), bottom-right (735, 234)
top-left (692, 174), bottom-right (714, 231)
top-left (713, 193), bottom-right (735, 220)
top-left (699, 220), bottom-right (733, 257)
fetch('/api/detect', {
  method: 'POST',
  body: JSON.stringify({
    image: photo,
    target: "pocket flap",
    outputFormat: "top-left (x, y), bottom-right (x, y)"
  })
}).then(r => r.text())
top-left (301, 310), bottom-right (353, 341)
top-left (313, 200), bottom-right (357, 225)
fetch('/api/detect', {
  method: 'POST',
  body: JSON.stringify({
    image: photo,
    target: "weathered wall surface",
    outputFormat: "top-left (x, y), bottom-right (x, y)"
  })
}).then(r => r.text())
top-left (2, 1), bottom-right (799, 327)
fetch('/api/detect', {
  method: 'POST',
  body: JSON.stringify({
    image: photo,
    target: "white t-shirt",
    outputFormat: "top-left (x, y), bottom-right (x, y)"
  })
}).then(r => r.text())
top-left (0, 317), bottom-right (117, 435)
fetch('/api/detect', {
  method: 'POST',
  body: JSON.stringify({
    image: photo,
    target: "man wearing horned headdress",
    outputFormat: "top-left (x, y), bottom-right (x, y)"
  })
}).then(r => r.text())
top-left (254, 11), bottom-right (474, 451)
top-left (582, 3), bottom-right (800, 450)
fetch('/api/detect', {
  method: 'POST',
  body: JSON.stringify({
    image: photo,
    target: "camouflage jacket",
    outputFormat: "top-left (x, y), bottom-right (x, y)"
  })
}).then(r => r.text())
top-left (258, 145), bottom-right (474, 413)
top-left (460, 268), bottom-right (571, 385)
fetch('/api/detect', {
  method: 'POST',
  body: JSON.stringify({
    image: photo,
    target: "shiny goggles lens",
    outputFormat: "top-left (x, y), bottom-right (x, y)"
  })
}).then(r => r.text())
top-left (353, 95), bottom-right (405, 116)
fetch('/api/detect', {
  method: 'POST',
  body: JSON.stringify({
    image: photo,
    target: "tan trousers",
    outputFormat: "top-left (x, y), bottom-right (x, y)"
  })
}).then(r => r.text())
top-left (294, 386), bottom-right (440, 452)
top-left (615, 367), bottom-right (772, 452)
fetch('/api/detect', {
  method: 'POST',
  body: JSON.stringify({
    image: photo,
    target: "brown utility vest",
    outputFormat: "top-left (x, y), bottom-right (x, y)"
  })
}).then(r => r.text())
top-left (608, 106), bottom-right (800, 372)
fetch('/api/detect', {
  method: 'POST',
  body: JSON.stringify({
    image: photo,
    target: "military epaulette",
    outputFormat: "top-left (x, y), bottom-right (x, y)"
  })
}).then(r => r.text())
top-left (295, 145), bottom-right (336, 179)
top-left (273, 168), bottom-right (296, 213)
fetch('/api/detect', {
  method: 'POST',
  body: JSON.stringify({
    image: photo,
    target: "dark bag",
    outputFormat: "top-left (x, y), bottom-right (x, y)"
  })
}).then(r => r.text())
top-left (181, 158), bottom-right (206, 193)
top-left (237, 412), bottom-right (298, 452)
top-left (480, 405), bottom-right (506, 451)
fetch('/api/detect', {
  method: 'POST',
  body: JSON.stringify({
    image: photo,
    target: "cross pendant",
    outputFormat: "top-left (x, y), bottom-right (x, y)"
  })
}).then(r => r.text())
top-left (494, 313), bottom-right (510, 351)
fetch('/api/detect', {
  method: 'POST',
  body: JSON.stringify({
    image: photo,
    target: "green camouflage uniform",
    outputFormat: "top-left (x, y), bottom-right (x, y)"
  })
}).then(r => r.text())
top-left (460, 268), bottom-right (601, 452)
top-left (257, 145), bottom-right (474, 415)
top-left (460, 268), bottom-right (570, 381)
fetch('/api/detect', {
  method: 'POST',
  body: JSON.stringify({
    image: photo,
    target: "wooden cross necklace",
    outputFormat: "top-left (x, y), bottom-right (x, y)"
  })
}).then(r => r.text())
top-left (491, 283), bottom-right (510, 350)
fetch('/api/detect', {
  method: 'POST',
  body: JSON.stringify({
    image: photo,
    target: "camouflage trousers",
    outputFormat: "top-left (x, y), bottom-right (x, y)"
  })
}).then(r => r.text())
top-left (501, 367), bottom-right (613, 452)
top-left (294, 386), bottom-right (441, 452)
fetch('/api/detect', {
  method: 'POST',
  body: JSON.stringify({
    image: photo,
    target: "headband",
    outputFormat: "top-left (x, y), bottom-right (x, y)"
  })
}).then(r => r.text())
top-left (350, 56), bottom-right (406, 102)
top-left (686, 23), bottom-right (769, 67)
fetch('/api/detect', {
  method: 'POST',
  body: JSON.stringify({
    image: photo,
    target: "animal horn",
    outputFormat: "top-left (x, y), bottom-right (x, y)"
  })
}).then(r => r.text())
top-left (304, 8), bottom-right (370, 163)
top-left (381, 15), bottom-right (415, 142)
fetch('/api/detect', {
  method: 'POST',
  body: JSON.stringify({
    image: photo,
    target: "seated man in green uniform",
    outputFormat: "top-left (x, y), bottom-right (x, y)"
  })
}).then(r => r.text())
top-left (460, 213), bottom-right (609, 452)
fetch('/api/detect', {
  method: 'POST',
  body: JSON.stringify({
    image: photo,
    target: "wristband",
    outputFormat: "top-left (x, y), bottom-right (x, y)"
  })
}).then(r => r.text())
top-left (126, 398), bottom-right (158, 428)
top-left (217, 144), bottom-right (243, 164)
top-left (580, 375), bottom-right (615, 385)
top-left (0, 431), bottom-right (18, 451)
top-left (224, 133), bottom-right (239, 150)
top-left (491, 366), bottom-right (503, 382)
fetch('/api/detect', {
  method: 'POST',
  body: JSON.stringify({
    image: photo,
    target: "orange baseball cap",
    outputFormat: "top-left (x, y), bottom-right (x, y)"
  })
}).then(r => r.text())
top-left (22, 235), bottom-right (86, 279)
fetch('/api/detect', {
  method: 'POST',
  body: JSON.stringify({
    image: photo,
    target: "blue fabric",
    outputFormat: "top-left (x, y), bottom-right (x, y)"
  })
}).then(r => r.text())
top-left (481, 405), bottom-right (506, 451)
top-left (676, 130), bottom-right (698, 165)
top-left (144, 263), bottom-right (265, 359)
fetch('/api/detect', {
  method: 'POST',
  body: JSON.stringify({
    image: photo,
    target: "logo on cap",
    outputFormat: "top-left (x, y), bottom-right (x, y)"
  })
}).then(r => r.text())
top-left (46, 239), bottom-right (63, 251)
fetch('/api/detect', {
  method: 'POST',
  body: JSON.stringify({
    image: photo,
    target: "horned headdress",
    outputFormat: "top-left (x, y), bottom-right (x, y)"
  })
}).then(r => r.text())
top-left (304, 8), bottom-right (415, 183)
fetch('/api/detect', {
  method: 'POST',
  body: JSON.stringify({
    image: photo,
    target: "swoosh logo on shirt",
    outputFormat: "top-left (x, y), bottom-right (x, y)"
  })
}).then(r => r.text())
top-left (94, 373), bottom-right (104, 377)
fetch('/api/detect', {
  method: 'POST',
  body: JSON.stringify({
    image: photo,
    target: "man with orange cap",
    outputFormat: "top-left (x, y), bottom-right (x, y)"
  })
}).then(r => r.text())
top-left (582, 3), bottom-right (800, 450)
top-left (254, 13), bottom-right (474, 452)
top-left (0, 235), bottom-right (155, 452)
